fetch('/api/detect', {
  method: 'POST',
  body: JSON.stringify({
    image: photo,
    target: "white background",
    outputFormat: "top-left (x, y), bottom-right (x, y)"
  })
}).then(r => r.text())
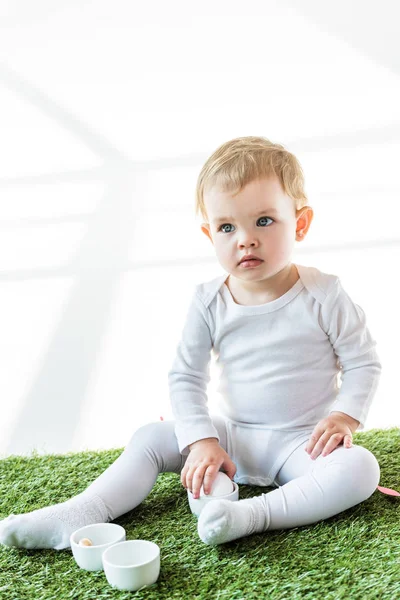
top-left (0, 0), bottom-right (399, 456)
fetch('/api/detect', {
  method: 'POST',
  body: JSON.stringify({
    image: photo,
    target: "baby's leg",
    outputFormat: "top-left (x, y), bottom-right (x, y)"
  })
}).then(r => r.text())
top-left (198, 442), bottom-right (380, 545)
top-left (0, 419), bottom-right (227, 550)
top-left (84, 421), bottom-right (187, 519)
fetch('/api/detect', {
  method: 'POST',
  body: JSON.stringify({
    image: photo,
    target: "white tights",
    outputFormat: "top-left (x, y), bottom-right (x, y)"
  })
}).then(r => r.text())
top-left (0, 417), bottom-right (380, 549)
top-left (86, 419), bottom-right (380, 528)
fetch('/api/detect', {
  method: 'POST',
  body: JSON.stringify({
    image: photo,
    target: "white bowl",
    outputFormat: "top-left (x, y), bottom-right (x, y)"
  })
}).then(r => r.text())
top-left (102, 540), bottom-right (160, 592)
top-left (70, 523), bottom-right (126, 571)
top-left (187, 481), bottom-right (239, 517)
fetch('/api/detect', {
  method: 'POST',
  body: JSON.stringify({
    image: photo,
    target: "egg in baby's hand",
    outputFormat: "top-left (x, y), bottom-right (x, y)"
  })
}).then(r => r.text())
top-left (78, 537), bottom-right (93, 547)
top-left (199, 471), bottom-right (234, 497)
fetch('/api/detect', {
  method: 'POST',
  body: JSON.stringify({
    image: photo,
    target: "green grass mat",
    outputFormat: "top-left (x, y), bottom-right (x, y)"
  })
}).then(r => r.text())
top-left (0, 428), bottom-right (399, 599)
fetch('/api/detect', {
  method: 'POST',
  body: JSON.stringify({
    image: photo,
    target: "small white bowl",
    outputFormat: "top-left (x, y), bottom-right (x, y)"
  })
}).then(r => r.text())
top-left (102, 540), bottom-right (160, 592)
top-left (187, 482), bottom-right (239, 517)
top-left (70, 523), bottom-right (126, 571)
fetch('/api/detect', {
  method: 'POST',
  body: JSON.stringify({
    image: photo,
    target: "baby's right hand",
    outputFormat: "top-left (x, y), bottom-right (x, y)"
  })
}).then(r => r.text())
top-left (181, 437), bottom-right (236, 499)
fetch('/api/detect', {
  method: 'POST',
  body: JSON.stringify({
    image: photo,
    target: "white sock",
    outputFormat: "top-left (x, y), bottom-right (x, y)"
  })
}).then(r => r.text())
top-left (0, 492), bottom-right (110, 550)
top-left (197, 497), bottom-right (269, 546)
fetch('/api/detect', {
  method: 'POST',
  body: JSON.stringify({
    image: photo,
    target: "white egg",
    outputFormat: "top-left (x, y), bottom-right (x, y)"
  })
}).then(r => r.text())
top-left (199, 471), bottom-right (234, 497)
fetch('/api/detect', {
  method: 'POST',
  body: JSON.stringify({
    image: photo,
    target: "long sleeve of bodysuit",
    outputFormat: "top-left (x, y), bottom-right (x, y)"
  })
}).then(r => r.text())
top-left (320, 279), bottom-right (382, 429)
top-left (168, 290), bottom-right (219, 454)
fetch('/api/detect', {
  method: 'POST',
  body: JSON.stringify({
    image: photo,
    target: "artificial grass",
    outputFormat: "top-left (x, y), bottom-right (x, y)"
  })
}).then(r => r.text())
top-left (0, 428), bottom-right (398, 600)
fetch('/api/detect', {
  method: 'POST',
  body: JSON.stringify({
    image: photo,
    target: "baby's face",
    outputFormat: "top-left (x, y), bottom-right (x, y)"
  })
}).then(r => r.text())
top-left (202, 176), bottom-right (300, 282)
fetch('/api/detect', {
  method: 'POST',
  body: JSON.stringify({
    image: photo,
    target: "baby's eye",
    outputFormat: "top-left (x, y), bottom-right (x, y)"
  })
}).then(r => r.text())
top-left (219, 223), bottom-right (235, 233)
top-left (257, 217), bottom-right (274, 227)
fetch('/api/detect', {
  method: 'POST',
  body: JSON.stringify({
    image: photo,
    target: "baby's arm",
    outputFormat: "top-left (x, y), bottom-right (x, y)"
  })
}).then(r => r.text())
top-left (308, 278), bottom-right (381, 459)
top-left (168, 289), bottom-right (236, 491)
top-left (168, 290), bottom-right (218, 451)
top-left (181, 438), bottom-right (236, 499)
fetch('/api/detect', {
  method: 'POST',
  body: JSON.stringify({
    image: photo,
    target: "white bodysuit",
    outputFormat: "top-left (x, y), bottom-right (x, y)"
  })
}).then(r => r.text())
top-left (168, 263), bottom-right (381, 485)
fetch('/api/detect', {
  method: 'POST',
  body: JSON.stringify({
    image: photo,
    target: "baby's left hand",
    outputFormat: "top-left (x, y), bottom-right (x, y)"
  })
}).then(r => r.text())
top-left (305, 412), bottom-right (360, 460)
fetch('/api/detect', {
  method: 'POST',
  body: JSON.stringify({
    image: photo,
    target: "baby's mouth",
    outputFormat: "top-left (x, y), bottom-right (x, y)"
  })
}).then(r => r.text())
top-left (239, 258), bottom-right (263, 268)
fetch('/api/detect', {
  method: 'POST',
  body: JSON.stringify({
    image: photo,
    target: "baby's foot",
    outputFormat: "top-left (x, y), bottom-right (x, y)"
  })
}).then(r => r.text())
top-left (197, 497), bottom-right (269, 546)
top-left (0, 493), bottom-right (109, 550)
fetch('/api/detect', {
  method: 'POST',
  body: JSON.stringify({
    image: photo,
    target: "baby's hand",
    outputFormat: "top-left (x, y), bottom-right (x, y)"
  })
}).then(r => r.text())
top-left (305, 412), bottom-right (360, 460)
top-left (181, 438), bottom-right (236, 499)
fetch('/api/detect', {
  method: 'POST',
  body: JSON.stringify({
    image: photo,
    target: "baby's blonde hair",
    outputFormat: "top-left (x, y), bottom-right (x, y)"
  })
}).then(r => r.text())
top-left (195, 136), bottom-right (308, 221)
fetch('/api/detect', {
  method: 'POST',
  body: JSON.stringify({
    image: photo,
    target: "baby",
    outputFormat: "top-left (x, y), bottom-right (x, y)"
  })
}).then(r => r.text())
top-left (0, 136), bottom-right (381, 549)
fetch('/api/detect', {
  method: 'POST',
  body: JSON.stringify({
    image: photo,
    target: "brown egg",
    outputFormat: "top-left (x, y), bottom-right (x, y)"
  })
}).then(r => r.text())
top-left (78, 537), bottom-right (93, 547)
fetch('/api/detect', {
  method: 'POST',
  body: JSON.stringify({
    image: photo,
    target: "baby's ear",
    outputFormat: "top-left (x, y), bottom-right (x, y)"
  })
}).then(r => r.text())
top-left (295, 206), bottom-right (313, 241)
top-left (201, 223), bottom-right (214, 244)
